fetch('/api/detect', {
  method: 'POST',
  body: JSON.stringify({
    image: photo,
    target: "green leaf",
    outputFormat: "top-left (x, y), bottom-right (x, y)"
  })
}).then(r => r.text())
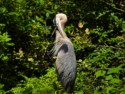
top-left (105, 75), bottom-right (113, 81)
top-left (0, 7), bottom-right (6, 13)
top-left (32, 20), bottom-right (36, 23)
top-left (0, 24), bottom-right (5, 30)
top-left (76, 91), bottom-right (83, 94)
top-left (110, 78), bottom-right (121, 84)
top-left (105, 86), bottom-right (116, 93)
top-left (120, 91), bottom-right (125, 94)
top-left (39, 0), bottom-right (44, 5)
top-left (46, 12), bottom-right (49, 17)
top-left (95, 70), bottom-right (106, 78)
top-left (121, 21), bottom-right (125, 32)
top-left (2, 56), bottom-right (8, 61)
top-left (8, 12), bottom-right (20, 16)
top-left (107, 67), bottom-right (121, 74)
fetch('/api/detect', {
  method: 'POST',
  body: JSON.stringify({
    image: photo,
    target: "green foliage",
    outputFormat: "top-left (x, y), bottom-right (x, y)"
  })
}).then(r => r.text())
top-left (10, 68), bottom-right (61, 94)
top-left (0, 32), bottom-right (14, 61)
top-left (0, 0), bottom-right (125, 94)
top-left (0, 84), bottom-right (6, 94)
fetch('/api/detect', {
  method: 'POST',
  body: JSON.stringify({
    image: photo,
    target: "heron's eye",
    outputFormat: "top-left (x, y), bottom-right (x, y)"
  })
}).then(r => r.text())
top-left (53, 18), bottom-right (56, 25)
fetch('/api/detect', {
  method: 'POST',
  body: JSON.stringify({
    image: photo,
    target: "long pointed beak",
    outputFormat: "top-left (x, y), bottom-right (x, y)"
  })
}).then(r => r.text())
top-left (51, 17), bottom-right (57, 36)
top-left (51, 27), bottom-right (57, 36)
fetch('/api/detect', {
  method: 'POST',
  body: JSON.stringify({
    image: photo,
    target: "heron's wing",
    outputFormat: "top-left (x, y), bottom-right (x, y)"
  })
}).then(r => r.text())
top-left (55, 42), bottom-right (76, 93)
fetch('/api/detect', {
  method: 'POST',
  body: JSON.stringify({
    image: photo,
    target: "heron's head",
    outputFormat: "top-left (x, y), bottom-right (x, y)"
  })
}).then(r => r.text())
top-left (53, 13), bottom-right (67, 38)
top-left (53, 13), bottom-right (67, 27)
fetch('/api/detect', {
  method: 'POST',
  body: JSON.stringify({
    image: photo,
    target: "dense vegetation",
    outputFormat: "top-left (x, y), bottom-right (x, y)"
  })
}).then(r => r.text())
top-left (0, 0), bottom-right (125, 94)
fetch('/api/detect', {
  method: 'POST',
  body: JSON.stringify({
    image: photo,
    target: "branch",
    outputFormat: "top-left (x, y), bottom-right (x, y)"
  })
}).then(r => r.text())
top-left (103, 1), bottom-right (125, 13)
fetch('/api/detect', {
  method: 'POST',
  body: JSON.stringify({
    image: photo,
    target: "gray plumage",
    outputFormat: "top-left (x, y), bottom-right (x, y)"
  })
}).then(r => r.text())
top-left (52, 13), bottom-right (77, 93)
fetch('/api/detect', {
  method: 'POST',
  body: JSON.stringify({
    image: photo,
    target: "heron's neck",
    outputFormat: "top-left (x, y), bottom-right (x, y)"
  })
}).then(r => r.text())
top-left (60, 26), bottom-right (67, 38)
top-left (57, 20), bottom-right (67, 38)
top-left (61, 24), bottom-right (65, 30)
top-left (56, 30), bottom-right (61, 41)
top-left (56, 30), bottom-right (67, 43)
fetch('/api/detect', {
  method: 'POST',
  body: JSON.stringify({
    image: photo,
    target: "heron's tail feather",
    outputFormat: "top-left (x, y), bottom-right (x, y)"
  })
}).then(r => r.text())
top-left (63, 80), bottom-right (74, 93)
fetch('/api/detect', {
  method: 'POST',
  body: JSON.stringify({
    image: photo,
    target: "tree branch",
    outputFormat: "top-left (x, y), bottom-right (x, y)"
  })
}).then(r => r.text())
top-left (103, 1), bottom-right (125, 13)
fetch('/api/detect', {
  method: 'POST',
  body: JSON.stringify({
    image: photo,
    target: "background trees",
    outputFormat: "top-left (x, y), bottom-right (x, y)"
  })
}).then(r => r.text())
top-left (0, 0), bottom-right (125, 93)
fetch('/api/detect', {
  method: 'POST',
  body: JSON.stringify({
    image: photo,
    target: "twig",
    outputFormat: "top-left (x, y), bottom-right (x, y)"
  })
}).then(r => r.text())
top-left (103, 1), bottom-right (125, 13)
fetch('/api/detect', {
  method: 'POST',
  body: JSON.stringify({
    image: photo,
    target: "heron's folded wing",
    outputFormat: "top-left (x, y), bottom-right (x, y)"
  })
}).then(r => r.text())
top-left (55, 43), bottom-right (76, 88)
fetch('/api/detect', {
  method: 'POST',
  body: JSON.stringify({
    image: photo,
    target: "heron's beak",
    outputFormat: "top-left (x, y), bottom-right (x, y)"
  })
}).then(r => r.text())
top-left (51, 17), bottom-right (57, 36)
top-left (51, 27), bottom-right (57, 36)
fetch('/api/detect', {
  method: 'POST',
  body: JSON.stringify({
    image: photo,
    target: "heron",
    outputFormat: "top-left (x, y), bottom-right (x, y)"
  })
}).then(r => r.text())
top-left (52, 13), bottom-right (77, 94)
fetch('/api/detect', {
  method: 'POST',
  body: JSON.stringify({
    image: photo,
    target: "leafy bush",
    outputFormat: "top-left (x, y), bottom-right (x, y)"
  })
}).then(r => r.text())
top-left (10, 68), bottom-right (61, 94)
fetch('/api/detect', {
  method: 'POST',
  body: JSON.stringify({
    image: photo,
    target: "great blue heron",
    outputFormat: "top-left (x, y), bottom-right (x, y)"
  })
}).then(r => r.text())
top-left (52, 13), bottom-right (77, 93)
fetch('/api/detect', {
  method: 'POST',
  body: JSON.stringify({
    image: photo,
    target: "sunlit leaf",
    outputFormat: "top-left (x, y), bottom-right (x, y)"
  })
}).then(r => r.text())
top-left (78, 22), bottom-right (84, 28)
top-left (107, 67), bottom-right (121, 74)
top-left (110, 78), bottom-right (121, 84)
top-left (105, 75), bottom-right (113, 81)
top-left (95, 70), bottom-right (106, 78)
